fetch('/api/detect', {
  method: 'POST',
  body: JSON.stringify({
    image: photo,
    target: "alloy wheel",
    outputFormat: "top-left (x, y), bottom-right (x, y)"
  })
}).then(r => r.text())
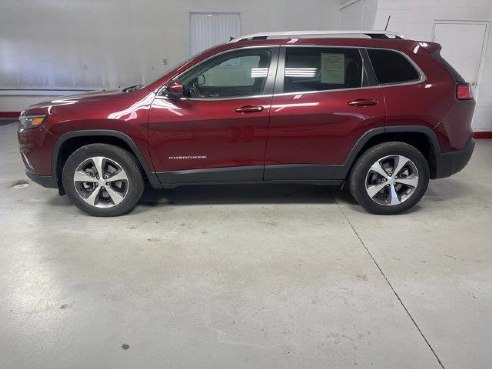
top-left (364, 155), bottom-right (419, 206)
top-left (73, 156), bottom-right (129, 208)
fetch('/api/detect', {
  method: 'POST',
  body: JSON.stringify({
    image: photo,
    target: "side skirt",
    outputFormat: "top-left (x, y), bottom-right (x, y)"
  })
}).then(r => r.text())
top-left (155, 165), bottom-right (344, 189)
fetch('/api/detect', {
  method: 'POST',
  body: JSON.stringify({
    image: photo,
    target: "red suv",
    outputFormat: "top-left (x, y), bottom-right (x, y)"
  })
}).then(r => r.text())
top-left (17, 31), bottom-right (475, 216)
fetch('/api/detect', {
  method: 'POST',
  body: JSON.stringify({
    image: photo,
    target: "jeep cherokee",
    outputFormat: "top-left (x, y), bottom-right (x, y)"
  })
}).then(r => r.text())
top-left (17, 30), bottom-right (475, 216)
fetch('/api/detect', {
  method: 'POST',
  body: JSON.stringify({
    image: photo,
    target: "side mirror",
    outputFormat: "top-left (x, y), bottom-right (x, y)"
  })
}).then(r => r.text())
top-left (165, 80), bottom-right (184, 99)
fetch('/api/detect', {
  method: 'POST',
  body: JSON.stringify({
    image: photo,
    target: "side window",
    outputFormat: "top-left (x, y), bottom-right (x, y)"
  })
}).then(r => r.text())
top-left (367, 49), bottom-right (420, 84)
top-left (282, 47), bottom-right (363, 93)
top-left (179, 48), bottom-right (272, 99)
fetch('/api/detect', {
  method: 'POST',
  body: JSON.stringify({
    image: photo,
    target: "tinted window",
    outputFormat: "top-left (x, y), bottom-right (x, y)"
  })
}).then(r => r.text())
top-left (367, 49), bottom-right (420, 84)
top-left (283, 47), bottom-right (363, 93)
top-left (179, 48), bottom-right (272, 98)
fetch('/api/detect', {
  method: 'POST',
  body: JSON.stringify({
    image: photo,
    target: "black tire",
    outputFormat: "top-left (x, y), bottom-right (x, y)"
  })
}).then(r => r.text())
top-left (348, 142), bottom-right (430, 215)
top-left (62, 144), bottom-right (144, 217)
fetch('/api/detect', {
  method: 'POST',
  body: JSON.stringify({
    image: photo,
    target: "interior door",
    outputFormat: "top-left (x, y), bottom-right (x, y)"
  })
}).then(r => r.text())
top-left (148, 47), bottom-right (278, 184)
top-left (264, 46), bottom-right (386, 180)
top-left (190, 12), bottom-right (241, 56)
top-left (433, 21), bottom-right (488, 96)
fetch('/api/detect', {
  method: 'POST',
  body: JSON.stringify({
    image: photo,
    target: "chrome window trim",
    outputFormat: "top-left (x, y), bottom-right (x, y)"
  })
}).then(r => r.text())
top-left (153, 93), bottom-right (273, 101)
top-left (156, 45), bottom-right (278, 99)
top-left (276, 45), bottom-right (426, 95)
top-left (272, 85), bottom-right (381, 98)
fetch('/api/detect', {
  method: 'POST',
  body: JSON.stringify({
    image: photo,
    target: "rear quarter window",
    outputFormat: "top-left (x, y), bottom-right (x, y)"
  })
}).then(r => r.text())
top-left (367, 49), bottom-right (420, 84)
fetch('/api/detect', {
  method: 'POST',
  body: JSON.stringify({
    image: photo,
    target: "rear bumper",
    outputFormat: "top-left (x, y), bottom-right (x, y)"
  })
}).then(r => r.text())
top-left (435, 138), bottom-right (475, 179)
top-left (26, 170), bottom-right (57, 188)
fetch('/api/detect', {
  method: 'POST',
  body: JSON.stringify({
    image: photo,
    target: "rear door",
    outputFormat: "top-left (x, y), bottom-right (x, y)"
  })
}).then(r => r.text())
top-left (264, 46), bottom-right (386, 180)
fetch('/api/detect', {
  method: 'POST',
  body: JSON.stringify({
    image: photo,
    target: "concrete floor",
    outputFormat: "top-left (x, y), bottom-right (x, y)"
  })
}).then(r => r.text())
top-left (1, 119), bottom-right (491, 369)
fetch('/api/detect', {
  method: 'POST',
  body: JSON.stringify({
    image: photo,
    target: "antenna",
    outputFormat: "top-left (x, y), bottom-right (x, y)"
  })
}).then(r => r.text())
top-left (384, 15), bottom-right (392, 31)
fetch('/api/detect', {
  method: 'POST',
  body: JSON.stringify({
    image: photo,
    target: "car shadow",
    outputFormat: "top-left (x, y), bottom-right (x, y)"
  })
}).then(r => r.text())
top-left (43, 178), bottom-right (475, 215)
top-left (140, 183), bottom-right (339, 207)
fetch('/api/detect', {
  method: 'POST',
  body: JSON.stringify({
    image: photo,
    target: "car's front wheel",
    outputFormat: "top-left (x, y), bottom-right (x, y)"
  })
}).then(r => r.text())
top-left (62, 144), bottom-right (144, 217)
top-left (348, 142), bottom-right (430, 215)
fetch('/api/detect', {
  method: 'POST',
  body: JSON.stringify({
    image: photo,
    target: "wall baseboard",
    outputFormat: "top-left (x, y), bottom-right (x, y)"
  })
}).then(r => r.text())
top-left (1, 111), bottom-right (492, 140)
top-left (474, 131), bottom-right (492, 139)
top-left (0, 111), bottom-right (21, 118)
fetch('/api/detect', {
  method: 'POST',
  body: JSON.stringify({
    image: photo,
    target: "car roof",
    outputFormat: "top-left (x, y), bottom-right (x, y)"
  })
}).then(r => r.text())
top-left (198, 37), bottom-right (421, 59)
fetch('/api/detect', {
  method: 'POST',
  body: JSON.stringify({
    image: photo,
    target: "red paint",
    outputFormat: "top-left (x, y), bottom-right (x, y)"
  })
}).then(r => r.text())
top-left (266, 88), bottom-right (385, 166)
top-left (148, 96), bottom-right (271, 172)
top-left (17, 37), bottom-right (476, 180)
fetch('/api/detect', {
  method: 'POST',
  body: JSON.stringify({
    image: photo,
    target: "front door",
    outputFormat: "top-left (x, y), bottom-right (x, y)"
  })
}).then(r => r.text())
top-left (148, 47), bottom-right (278, 184)
top-left (264, 46), bottom-right (386, 180)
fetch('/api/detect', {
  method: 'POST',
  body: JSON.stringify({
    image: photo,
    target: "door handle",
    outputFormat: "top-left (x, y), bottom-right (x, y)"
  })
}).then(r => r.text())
top-left (234, 105), bottom-right (264, 113)
top-left (347, 99), bottom-right (377, 107)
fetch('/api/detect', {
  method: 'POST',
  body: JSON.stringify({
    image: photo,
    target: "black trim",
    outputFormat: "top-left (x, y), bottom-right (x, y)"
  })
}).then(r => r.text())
top-left (52, 130), bottom-right (161, 187)
top-left (435, 138), bottom-right (475, 179)
top-left (157, 165), bottom-right (345, 187)
top-left (157, 166), bottom-right (264, 185)
top-left (264, 164), bottom-right (340, 181)
top-left (360, 48), bottom-right (378, 86)
top-left (266, 47), bottom-right (280, 95)
top-left (25, 170), bottom-right (57, 188)
top-left (339, 125), bottom-right (440, 178)
top-left (158, 179), bottom-right (343, 188)
top-left (156, 165), bottom-right (343, 188)
top-left (274, 47), bottom-right (286, 94)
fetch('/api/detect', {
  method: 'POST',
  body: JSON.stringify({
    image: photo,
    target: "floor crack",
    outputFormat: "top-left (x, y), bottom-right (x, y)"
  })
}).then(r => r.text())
top-left (334, 197), bottom-right (446, 369)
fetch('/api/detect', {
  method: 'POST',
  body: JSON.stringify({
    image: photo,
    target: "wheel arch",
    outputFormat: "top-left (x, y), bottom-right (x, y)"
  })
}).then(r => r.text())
top-left (341, 126), bottom-right (440, 179)
top-left (53, 130), bottom-right (160, 192)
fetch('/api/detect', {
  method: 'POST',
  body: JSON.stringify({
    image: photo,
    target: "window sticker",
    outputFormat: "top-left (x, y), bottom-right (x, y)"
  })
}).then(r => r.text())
top-left (321, 53), bottom-right (345, 84)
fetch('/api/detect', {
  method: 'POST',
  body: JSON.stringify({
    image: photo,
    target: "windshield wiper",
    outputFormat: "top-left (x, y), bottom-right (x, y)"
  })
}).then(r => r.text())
top-left (122, 84), bottom-right (143, 92)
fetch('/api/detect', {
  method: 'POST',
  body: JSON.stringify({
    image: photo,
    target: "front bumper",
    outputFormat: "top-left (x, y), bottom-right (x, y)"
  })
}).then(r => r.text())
top-left (435, 137), bottom-right (475, 179)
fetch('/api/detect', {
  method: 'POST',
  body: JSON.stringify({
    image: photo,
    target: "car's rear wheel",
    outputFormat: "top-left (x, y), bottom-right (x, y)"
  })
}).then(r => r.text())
top-left (348, 142), bottom-right (430, 214)
top-left (62, 144), bottom-right (144, 217)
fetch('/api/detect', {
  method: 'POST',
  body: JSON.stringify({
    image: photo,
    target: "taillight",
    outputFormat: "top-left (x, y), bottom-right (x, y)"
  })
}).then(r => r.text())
top-left (456, 83), bottom-right (473, 100)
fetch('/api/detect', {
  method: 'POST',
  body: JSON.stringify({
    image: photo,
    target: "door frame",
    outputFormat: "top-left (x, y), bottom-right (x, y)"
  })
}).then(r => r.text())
top-left (432, 20), bottom-right (490, 102)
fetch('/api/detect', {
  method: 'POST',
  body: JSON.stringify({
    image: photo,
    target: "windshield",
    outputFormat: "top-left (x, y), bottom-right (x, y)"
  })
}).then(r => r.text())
top-left (143, 55), bottom-right (197, 88)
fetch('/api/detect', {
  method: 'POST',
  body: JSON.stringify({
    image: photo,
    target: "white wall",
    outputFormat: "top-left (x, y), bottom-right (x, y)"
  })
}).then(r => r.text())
top-left (340, 0), bottom-right (378, 30)
top-left (0, 0), bottom-right (340, 111)
top-left (340, 0), bottom-right (492, 132)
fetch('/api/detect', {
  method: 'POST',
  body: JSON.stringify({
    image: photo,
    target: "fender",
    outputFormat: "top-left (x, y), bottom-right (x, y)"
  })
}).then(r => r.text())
top-left (52, 130), bottom-right (161, 187)
top-left (338, 125), bottom-right (440, 178)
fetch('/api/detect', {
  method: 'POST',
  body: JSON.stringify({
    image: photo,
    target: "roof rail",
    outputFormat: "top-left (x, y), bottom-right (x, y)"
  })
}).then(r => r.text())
top-left (230, 30), bottom-right (405, 42)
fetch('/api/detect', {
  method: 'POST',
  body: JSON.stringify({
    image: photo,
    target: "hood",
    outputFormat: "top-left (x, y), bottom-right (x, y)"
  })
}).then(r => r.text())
top-left (26, 89), bottom-right (123, 111)
top-left (22, 88), bottom-right (152, 117)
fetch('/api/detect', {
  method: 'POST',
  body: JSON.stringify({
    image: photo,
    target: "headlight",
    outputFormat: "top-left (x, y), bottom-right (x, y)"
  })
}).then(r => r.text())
top-left (19, 114), bottom-right (47, 129)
